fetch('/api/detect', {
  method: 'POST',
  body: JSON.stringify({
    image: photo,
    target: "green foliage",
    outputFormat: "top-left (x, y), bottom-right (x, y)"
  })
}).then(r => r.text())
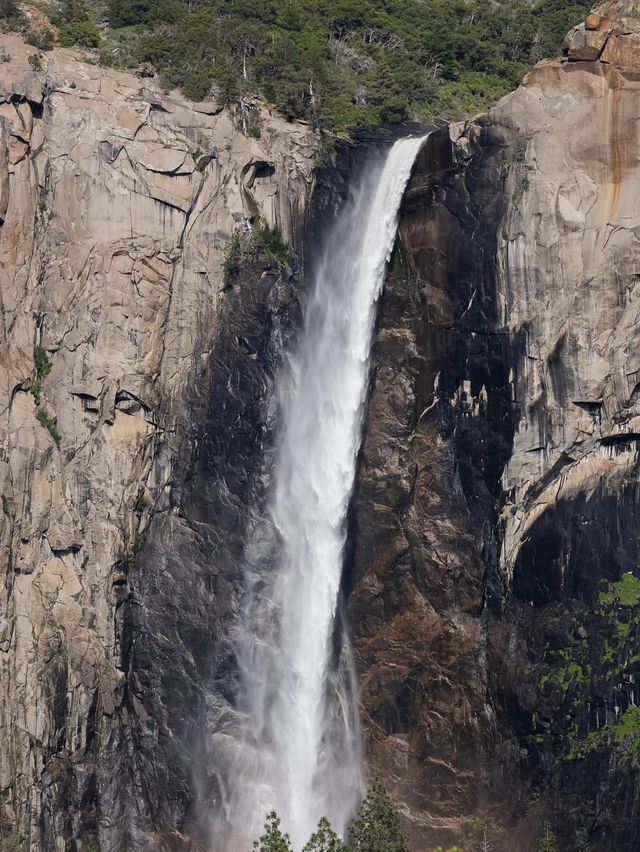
top-left (107, 0), bottom-right (183, 29)
top-left (26, 28), bottom-right (55, 50)
top-left (501, 144), bottom-right (532, 210)
top-left (599, 572), bottom-right (640, 608)
top-left (2, 493), bottom-right (10, 518)
top-left (30, 379), bottom-right (43, 406)
top-left (135, 493), bottom-right (148, 512)
top-left (466, 818), bottom-right (505, 851)
top-left (255, 221), bottom-right (288, 268)
top-left (238, 103), bottom-right (263, 138)
top-left (0, 0), bottom-right (17, 17)
top-left (539, 656), bottom-right (591, 697)
top-left (253, 782), bottom-right (408, 852)
top-left (182, 67), bottom-right (213, 102)
top-left (566, 704), bottom-right (640, 762)
top-left (34, 346), bottom-right (53, 379)
top-left (302, 817), bottom-right (344, 852)
top-left (533, 579), bottom-right (640, 768)
top-left (96, 0), bottom-right (589, 129)
top-left (537, 822), bottom-right (559, 852)
top-left (314, 135), bottom-right (337, 168)
top-left (60, 0), bottom-right (88, 24)
top-left (59, 21), bottom-right (102, 48)
top-left (347, 778), bottom-right (409, 852)
top-left (223, 221), bottom-right (289, 286)
top-left (31, 347), bottom-right (53, 407)
top-left (28, 53), bottom-right (42, 70)
top-left (253, 811), bottom-right (294, 852)
top-left (36, 409), bottom-right (61, 446)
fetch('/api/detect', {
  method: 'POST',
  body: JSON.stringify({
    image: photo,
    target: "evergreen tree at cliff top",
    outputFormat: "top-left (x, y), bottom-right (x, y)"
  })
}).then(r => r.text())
top-left (93, 0), bottom-right (590, 129)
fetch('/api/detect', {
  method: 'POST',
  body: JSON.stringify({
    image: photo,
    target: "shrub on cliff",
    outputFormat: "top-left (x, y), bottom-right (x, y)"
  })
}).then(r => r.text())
top-left (0, 0), bottom-right (18, 19)
top-left (255, 221), bottom-right (289, 268)
top-left (0, 0), bottom-right (23, 31)
top-left (59, 21), bottom-right (101, 48)
top-left (26, 28), bottom-right (55, 50)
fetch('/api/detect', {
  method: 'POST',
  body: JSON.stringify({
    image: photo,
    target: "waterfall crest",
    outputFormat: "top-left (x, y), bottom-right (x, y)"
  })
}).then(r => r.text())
top-left (224, 135), bottom-right (427, 849)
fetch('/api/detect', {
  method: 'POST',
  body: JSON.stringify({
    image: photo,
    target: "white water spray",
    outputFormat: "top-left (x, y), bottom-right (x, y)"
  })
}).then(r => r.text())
top-left (224, 135), bottom-right (427, 849)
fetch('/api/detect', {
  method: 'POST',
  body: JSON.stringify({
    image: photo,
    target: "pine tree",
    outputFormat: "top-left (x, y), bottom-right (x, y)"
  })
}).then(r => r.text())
top-left (302, 817), bottom-right (345, 852)
top-left (467, 818), bottom-right (506, 852)
top-left (253, 811), bottom-right (294, 852)
top-left (537, 822), bottom-right (559, 852)
top-left (347, 779), bottom-right (409, 852)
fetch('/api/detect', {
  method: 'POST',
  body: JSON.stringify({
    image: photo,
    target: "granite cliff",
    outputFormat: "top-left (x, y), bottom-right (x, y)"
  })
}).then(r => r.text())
top-left (0, 34), bottom-right (316, 849)
top-left (352, 1), bottom-right (640, 848)
top-left (1, 1), bottom-right (640, 849)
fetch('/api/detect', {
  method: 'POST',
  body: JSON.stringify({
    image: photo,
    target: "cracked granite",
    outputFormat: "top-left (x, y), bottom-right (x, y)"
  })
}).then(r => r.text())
top-left (0, 34), bottom-right (316, 850)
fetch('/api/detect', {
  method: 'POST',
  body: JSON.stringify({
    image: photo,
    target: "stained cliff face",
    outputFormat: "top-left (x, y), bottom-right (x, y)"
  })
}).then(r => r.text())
top-left (350, 1), bottom-right (640, 849)
top-left (0, 34), bottom-right (316, 849)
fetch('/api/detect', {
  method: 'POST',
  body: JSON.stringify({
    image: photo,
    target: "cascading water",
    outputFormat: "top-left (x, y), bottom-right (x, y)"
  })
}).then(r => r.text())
top-left (223, 135), bottom-right (427, 850)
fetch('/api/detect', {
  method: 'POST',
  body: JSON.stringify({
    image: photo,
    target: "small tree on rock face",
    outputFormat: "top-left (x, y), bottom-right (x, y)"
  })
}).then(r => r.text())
top-left (537, 821), bottom-right (559, 852)
top-left (467, 818), bottom-right (506, 852)
top-left (253, 811), bottom-right (294, 852)
top-left (347, 779), bottom-right (409, 852)
top-left (302, 817), bottom-right (345, 852)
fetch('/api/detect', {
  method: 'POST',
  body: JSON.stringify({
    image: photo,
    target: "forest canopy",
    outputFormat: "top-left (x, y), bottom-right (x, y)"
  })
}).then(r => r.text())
top-left (2, 0), bottom-right (590, 130)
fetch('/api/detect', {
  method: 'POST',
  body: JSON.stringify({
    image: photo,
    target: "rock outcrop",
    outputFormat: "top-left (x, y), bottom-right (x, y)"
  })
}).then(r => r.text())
top-left (0, 34), bottom-right (316, 849)
top-left (349, 1), bottom-right (640, 849)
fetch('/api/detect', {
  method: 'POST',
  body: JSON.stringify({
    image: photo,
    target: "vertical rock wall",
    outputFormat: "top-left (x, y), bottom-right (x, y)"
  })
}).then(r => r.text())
top-left (350, 2), bottom-right (640, 849)
top-left (0, 35), bottom-right (316, 850)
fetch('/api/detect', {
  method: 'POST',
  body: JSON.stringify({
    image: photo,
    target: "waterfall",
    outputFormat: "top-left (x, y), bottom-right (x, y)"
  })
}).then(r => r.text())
top-left (223, 135), bottom-right (427, 850)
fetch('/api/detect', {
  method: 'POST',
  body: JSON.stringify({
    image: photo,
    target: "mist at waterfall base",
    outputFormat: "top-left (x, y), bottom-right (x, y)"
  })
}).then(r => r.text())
top-left (216, 135), bottom-right (427, 850)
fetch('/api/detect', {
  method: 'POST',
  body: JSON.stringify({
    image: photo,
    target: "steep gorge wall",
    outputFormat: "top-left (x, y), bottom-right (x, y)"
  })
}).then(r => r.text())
top-left (0, 34), bottom-right (316, 850)
top-left (351, 2), bottom-right (640, 849)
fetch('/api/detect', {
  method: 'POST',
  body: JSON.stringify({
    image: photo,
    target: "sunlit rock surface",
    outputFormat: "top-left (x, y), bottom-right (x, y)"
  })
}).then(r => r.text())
top-left (0, 34), bottom-right (316, 849)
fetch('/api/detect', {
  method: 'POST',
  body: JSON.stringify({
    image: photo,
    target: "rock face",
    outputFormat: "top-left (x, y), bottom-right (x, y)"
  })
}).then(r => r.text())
top-left (349, 1), bottom-right (640, 849)
top-left (0, 34), bottom-right (316, 850)
top-left (3, 1), bottom-right (640, 849)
